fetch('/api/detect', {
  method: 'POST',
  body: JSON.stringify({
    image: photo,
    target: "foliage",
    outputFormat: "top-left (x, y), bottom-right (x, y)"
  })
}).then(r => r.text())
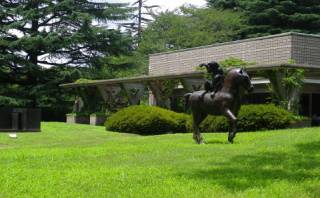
top-left (0, 66), bottom-right (81, 109)
top-left (262, 67), bottom-right (305, 113)
top-left (159, 80), bottom-right (180, 106)
top-left (74, 78), bottom-right (95, 84)
top-left (90, 112), bottom-right (107, 117)
top-left (0, 0), bottom-right (134, 111)
top-left (138, 7), bottom-right (244, 55)
top-left (1, 122), bottom-right (320, 197)
top-left (123, 0), bottom-right (159, 42)
top-left (219, 57), bottom-right (254, 68)
top-left (195, 57), bottom-right (252, 79)
top-left (200, 104), bottom-right (295, 132)
top-left (207, 0), bottom-right (239, 9)
top-left (105, 105), bottom-right (190, 134)
top-left (106, 104), bottom-right (295, 134)
top-left (75, 87), bottom-right (106, 114)
top-left (207, 0), bottom-right (320, 37)
top-left (89, 52), bottom-right (148, 80)
top-left (199, 115), bottom-right (229, 132)
top-left (0, 0), bottom-right (131, 69)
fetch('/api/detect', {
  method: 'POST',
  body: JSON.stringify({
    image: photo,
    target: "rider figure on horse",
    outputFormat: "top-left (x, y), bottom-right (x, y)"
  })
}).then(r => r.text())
top-left (199, 61), bottom-right (224, 98)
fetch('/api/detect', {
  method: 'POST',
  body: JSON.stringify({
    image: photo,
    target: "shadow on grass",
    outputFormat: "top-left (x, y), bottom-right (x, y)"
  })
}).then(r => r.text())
top-left (205, 139), bottom-right (229, 145)
top-left (180, 141), bottom-right (320, 192)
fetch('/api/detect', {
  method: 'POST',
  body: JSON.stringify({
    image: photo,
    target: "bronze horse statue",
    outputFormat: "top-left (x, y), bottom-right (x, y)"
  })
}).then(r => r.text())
top-left (185, 68), bottom-right (253, 144)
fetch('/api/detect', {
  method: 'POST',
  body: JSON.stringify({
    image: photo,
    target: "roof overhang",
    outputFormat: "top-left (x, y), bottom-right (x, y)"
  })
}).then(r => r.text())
top-left (60, 63), bottom-right (320, 88)
top-left (60, 71), bottom-right (204, 88)
top-left (245, 63), bottom-right (320, 74)
top-left (252, 78), bottom-right (320, 85)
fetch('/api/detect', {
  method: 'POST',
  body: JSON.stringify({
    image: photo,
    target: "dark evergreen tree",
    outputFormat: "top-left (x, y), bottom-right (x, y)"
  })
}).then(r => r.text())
top-left (0, 0), bottom-right (132, 108)
top-left (207, 0), bottom-right (320, 37)
top-left (207, 0), bottom-right (239, 9)
top-left (122, 0), bottom-right (159, 43)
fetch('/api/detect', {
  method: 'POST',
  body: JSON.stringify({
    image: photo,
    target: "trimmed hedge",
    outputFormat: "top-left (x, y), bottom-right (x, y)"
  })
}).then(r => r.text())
top-left (105, 104), bottom-right (296, 135)
top-left (105, 105), bottom-right (190, 135)
top-left (200, 104), bottom-right (295, 132)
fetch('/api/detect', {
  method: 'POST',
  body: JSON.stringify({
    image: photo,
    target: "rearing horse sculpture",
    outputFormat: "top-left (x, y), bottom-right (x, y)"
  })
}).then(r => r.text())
top-left (185, 68), bottom-right (254, 144)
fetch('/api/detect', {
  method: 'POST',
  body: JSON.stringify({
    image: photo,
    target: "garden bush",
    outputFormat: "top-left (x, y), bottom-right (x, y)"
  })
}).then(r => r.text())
top-left (200, 104), bottom-right (295, 132)
top-left (105, 105), bottom-right (190, 135)
top-left (106, 104), bottom-right (295, 135)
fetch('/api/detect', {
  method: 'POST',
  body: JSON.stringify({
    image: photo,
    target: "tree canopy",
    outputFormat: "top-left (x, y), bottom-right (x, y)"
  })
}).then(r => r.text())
top-left (0, 0), bottom-right (133, 108)
top-left (138, 7), bottom-right (244, 55)
top-left (207, 0), bottom-right (320, 37)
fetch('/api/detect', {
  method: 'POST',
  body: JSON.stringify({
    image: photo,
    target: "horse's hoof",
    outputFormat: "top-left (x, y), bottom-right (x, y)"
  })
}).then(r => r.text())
top-left (228, 138), bottom-right (234, 144)
top-left (199, 140), bottom-right (205, 145)
top-left (194, 139), bottom-right (205, 144)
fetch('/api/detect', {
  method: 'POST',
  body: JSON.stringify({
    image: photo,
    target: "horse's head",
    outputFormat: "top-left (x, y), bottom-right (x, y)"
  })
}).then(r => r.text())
top-left (226, 68), bottom-right (254, 93)
top-left (238, 68), bottom-right (254, 93)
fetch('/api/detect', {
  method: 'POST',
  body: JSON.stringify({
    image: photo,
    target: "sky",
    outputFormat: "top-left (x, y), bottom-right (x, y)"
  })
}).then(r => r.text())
top-left (110, 0), bottom-right (207, 11)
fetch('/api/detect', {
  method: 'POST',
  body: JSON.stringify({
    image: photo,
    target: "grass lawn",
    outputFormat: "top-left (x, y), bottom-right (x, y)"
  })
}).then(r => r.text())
top-left (1, 122), bottom-right (320, 197)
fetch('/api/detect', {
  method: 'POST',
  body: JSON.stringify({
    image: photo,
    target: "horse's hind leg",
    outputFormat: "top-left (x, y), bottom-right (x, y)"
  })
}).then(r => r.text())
top-left (228, 120), bottom-right (237, 143)
top-left (224, 109), bottom-right (237, 143)
top-left (192, 112), bottom-right (206, 144)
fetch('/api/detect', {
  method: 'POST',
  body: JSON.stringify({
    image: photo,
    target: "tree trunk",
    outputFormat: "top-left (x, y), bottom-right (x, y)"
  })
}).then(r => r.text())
top-left (29, 18), bottom-right (39, 108)
top-left (137, 0), bottom-right (142, 41)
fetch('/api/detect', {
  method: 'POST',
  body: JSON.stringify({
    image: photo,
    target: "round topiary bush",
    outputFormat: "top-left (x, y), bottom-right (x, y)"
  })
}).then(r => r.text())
top-left (105, 105), bottom-right (190, 135)
top-left (200, 104), bottom-right (295, 132)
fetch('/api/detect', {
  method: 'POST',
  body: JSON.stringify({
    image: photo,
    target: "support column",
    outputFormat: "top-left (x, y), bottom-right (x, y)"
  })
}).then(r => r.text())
top-left (97, 85), bottom-right (124, 111)
top-left (309, 93), bottom-right (313, 117)
top-left (121, 83), bottom-right (146, 105)
top-left (148, 80), bottom-right (178, 108)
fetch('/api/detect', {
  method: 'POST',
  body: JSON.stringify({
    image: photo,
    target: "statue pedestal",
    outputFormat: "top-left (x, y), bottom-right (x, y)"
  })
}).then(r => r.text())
top-left (66, 114), bottom-right (90, 125)
top-left (0, 108), bottom-right (41, 132)
top-left (90, 115), bottom-right (106, 126)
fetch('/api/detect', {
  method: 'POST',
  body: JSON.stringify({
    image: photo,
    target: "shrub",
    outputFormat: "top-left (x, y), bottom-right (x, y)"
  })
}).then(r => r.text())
top-left (106, 104), bottom-right (295, 135)
top-left (90, 112), bottom-right (106, 117)
top-left (105, 105), bottom-right (190, 135)
top-left (200, 104), bottom-right (295, 132)
top-left (199, 116), bottom-right (228, 132)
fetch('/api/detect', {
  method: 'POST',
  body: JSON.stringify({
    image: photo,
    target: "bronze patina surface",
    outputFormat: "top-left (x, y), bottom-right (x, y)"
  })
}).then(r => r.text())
top-left (185, 66), bottom-right (253, 144)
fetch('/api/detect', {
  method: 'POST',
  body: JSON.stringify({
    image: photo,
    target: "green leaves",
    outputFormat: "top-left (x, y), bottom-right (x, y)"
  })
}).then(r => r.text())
top-left (207, 0), bottom-right (320, 37)
top-left (138, 8), bottom-right (244, 54)
top-left (200, 104), bottom-right (294, 132)
top-left (0, 0), bottom-right (134, 109)
top-left (262, 67), bottom-right (305, 113)
top-left (219, 57), bottom-right (254, 68)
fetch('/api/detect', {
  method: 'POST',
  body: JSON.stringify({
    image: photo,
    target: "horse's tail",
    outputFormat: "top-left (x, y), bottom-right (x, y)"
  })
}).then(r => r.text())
top-left (184, 93), bottom-right (192, 110)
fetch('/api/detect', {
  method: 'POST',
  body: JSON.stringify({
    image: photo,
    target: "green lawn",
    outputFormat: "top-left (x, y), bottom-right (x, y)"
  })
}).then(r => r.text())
top-left (1, 123), bottom-right (320, 198)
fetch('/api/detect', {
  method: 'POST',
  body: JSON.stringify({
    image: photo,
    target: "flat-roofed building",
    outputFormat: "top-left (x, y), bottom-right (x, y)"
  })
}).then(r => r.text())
top-left (62, 32), bottom-right (320, 118)
top-left (148, 32), bottom-right (320, 117)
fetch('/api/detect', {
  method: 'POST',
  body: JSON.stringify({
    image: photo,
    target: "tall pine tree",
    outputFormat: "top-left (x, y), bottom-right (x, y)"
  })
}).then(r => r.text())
top-left (122, 0), bottom-right (159, 44)
top-left (207, 0), bottom-right (320, 37)
top-left (0, 0), bottom-right (132, 107)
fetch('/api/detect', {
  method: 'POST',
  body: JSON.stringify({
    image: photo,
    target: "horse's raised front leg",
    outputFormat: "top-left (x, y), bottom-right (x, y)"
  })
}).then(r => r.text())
top-left (224, 109), bottom-right (237, 143)
top-left (192, 112), bottom-right (206, 144)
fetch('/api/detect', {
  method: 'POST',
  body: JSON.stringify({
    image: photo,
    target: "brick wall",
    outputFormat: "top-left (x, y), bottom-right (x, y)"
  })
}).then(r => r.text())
top-left (291, 34), bottom-right (320, 66)
top-left (149, 32), bottom-right (320, 75)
